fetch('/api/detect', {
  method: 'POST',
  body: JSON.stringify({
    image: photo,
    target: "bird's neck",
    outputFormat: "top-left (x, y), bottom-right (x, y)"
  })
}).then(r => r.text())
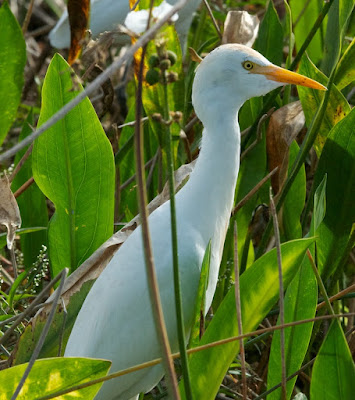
top-left (178, 111), bottom-right (241, 244)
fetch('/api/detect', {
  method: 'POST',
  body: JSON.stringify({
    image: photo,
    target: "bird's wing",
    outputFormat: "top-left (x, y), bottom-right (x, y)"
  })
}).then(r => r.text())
top-left (65, 203), bottom-right (203, 398)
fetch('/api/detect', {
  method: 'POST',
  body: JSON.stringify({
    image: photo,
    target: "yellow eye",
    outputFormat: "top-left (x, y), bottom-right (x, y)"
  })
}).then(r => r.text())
top-left (243, 61), bottom-right (254, 70)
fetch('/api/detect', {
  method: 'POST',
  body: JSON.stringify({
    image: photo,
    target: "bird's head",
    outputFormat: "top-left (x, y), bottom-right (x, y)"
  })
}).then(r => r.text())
top-left (192, 44), bottom-right (325, 123)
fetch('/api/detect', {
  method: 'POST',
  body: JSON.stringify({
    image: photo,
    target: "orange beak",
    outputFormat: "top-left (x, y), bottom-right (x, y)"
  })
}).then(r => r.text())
top-left (251, 64), bottom-right (327, 90)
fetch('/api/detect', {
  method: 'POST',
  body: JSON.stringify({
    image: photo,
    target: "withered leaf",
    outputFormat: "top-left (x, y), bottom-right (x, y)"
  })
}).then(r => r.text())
top-left (222, 11), bottom-right (259, 47)
top-left (68, 0), bottom-right (90, 65)
top-left (0, 175), bottom-right (21, 249)
top-left (266, 101), bottom-right (305, 194)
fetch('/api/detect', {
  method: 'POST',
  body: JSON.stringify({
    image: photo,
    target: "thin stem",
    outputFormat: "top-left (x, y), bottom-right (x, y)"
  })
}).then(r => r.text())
top-left (232, 167), bottom-right (278, 216)
top-left (14, 177), bottom-right (35, 198)
top-left (162, 70), bottom-right (193, 398)
top-left (269, 189), bottom-right (287, 400)
top-left (306, 250), bottom-right (335, 316)
top-left (134, 22), bottom-right (179, 400)
top-left (202, 0), bottom-right (222, 39)
top-left (36, 313), bottom-right (354, 400)
top-left (8, 143), bottom-right (33, 183)
top-left (11, 268), bottom-right (68, 400)
top-left (233, 222), bottom-right (247, 399)
top-left (22, 0), bottom-right (35, 34)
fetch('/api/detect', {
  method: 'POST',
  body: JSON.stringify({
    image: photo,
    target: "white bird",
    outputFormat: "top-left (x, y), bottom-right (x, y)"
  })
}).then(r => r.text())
top-left (64, 44), bottom-right (325, 400)
top-left (49, 0), bottom-right (201, 49)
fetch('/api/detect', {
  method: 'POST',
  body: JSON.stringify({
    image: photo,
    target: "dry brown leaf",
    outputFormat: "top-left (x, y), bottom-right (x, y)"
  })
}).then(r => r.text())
top-left (0, 175), bottom-right (21, 249)
top-left (189, 47), bottom-right (202, 63)
top-left (222, 11), bottom-right (259, 47)
top-left (43, 159), bottom-right (197, 307)
top-left (266, 101), bottom-right (305, 194)
top-left (68, 0), bottom-right (90, 65)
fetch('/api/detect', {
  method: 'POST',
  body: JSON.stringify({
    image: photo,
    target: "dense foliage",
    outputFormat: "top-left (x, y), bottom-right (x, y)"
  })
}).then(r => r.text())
top-left (0, 1), bottom-right (354, 399)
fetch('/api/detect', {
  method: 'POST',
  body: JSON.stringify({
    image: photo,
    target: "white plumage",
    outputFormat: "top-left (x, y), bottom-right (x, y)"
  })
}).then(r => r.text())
top-left (49, 0), bottom-right (202, 49)
top-left (64, 44), bottom-right (325, 400)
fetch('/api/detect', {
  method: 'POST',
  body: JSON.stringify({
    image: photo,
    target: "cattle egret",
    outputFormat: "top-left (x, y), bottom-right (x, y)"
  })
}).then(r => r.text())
top-left (49, 0), bottom-right (201, 49)
top-left (64, 44), bottom-right (326, 400)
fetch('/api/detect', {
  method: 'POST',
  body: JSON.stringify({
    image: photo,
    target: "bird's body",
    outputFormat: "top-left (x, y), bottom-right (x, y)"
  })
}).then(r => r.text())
top-left (49, 0), bottom-right (201, 49)
top-left (65, 44), bottom-right (325, 400)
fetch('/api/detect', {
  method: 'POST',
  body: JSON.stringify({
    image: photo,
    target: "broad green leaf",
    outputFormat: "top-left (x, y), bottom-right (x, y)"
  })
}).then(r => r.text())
top-left (0, 227), bottom-right (46, 249)
top-left (13, 280), bottom-right (94, 364)
top-left (321, 0), bottom-right (354, 75)
top-left (313, 106), bottom-right (355, 278)
top-left (32, 54), bottom-right (115, 276)
top-left (254, 0), bottom-right (283, 65)
top-left (281, 141), bottom-right (306, 241)
top-left (180, 237), bottom-right (315, 400)
top-left (289, 0), bottom-right (323, 65)
top-left (334, 37), bottom-right (355, 90)
top-left (0, 357), bottom-right (111, 400)
top-left (267, 177), bottom-right (325, 400)
top-left (11, 112), bottom-right (48, 268)
top-left (310, 320), bottom-right (355, 399)
top-left (0, 2), bottom-right (26, 145)
top-left (267, 255), bottom-right (317, 400)
top-left (298, 55), bottom-right (351, 156)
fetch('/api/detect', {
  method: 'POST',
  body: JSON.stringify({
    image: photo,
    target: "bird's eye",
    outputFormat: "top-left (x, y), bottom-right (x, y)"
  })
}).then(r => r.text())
top-left (243, 61), bottom-right (254, 70)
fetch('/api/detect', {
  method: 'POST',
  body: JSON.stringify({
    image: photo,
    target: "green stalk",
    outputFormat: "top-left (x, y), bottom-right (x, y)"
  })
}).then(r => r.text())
top-left (162, 72), bottom-right (193, 398)
top-left (306, 250), bottom-right (335, 316)
top-left (134, 28), bottom-right (179, 398)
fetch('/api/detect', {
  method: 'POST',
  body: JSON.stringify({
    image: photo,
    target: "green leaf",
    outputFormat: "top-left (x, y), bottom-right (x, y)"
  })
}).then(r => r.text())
top-left (298, 55), bottom-right (351, 156)
top-left (8, 270), bottom-right (28, 309)
top-left (289, 0), bottom-right (323, 65)
top-left (180, 237), bottom-right (315, 400)
top-left (310, 174), bottom-right (327, 235)
top-left (0, 1), bottom-right (26, 145)
top-left (267, 255), bottom-right (317, 400)
top-left (254, 0), bottom-right (283, 65)
top-left (281, 141), bottom-right (306, 241)
top-left (0, 357), bottom-right (111, 400)
top-left (313, 106), bottom-right (355, 278)
top-left (32, 54), bottom-right (115, 276)
top-left (188, 241), bottom-right (211, 349)
top-left (310, 320), bottom-right (355, 399)
top-left (334, 38), bottom-right (355, 90)
top-left (267, 175), bottom-right (325, 399)
top-left (267, 144), bottom-right (316, 400)
top-left (11, 112), bottom-right (48, 268)
top-left (321, 0), bottom-right (354, 75)
top-left (0, 227), bottom-right (47, 249)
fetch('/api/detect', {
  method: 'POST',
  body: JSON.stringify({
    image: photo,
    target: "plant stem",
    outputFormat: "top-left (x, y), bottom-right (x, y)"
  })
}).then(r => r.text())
top-left (162, 71), bottom-right (193, 399)
top-left (269, 189), bottom-right (287, 400)
top-left (306, 250), bottom-right (335, 316)
top-left (233, 222), bottom-right (247, 399)
top-left (134, 33), bottom-right (179, 399)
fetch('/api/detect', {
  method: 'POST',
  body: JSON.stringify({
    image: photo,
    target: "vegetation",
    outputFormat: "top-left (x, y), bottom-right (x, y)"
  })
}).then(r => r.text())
top-left (0, 0), bottom-right (354, 399)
